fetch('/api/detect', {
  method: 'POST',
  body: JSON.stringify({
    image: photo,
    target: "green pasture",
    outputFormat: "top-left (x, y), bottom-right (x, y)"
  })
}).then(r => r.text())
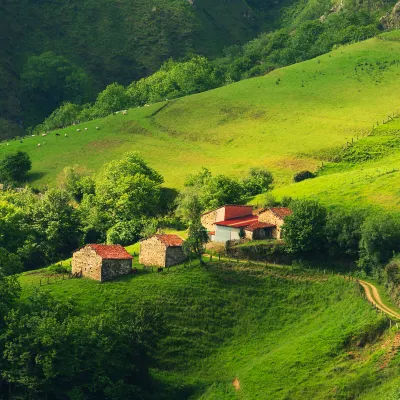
top-left (18, 261), bottom-right (400, 399)
top-left (3, 38), bottom-right (400, 193)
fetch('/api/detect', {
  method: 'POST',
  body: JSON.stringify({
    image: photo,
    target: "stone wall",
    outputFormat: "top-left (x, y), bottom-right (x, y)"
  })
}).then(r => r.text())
top-left (72, 247), bottom-right (102, 281)
top-left (165, 246), bottom-right (187, 267)
top-left (258, 210), bottom-right (284, 239)
top-left (102, 259), bottom-right (132, 282)
top-left (139, 236), bottom-right (167, 267)
top-left (201, 209), bottom-right (219, 231)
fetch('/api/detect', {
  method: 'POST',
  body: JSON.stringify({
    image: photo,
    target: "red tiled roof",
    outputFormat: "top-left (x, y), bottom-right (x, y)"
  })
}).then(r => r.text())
top-left (270, 207), bottom-right (292, 219)
top-left (208, 231), bottom-right (215, 236)
top-left (88, 244), bottom-right (133, 260)
top-left (245, 222), bottom-right (276, 232)
top-left (155, 234), bottom-right (184, 247)
top-left (215, 215), bottom-right (258, 228)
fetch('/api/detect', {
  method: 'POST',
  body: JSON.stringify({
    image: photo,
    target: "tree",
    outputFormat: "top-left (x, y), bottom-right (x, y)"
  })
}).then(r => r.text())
top-left (20, 52), bottom-right (92, 126)
top-left (242, 167), bottom-right (274, 196)
top-left (176, 187), bottom-right (204, 223)
top-left (202, 175), bottom-right (245, 210)
top-left (106, 219), bottom-right (144, 246)
top-left (282, 200), bottom-right (327, 254)
top-left (17, 189), bottom-right (81, 267)
top-left (358, 214), bottom-right (400, 272)
top-left (0, 151), bottom-right (31, 184)
top-left (93, 83), bottom-right (129, 117)
top-left (325, 210), bottom-right (364, 259)
top-left (95, 153), bottom-right (163, 225)
top-left (57, 165), bottom-right (94, 202)
top-left (184, 219), bottom-right (209, 265)
top-left (0, 248), bottom-right (22, 327)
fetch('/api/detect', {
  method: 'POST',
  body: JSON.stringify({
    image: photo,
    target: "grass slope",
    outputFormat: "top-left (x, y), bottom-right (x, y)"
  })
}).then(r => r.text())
top-left (3, 37), bottom-right (400, 193)
top-left (19, 262), bottom-right (400, 399)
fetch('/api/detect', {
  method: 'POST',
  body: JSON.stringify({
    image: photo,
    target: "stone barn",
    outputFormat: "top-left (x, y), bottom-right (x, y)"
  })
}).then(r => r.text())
top-left (139, 234), bottom-right (186, 268)
top-left (72, 244), bottom-right (133, 282)
top-left (244, 222), bottom-right (276, 240)
top-left (257, 207), bottom-right (292, 240)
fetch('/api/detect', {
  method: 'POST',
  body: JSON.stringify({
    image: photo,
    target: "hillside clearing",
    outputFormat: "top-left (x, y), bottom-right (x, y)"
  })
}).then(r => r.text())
top-left (3, 38), bottom-right (400, 195)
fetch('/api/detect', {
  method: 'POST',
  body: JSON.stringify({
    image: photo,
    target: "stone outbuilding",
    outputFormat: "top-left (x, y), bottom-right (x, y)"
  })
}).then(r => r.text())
top-left (139, 234), bottom-right (186, 268)
top-left (72, 244), bottom-right (133, 282)
top-left (257, 207), bottom-right (292, 240)
top-left (244, 222), bottom-right (276, 240)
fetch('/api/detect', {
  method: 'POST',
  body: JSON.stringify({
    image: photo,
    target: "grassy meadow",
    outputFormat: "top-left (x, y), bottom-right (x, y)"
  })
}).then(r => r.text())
top-left (18, 261), bottom-right (400, 399)
top-left (3, 37), bottom-right (400, 198)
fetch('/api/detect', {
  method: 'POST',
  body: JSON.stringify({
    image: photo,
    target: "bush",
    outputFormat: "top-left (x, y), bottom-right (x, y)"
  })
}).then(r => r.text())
top-left (106, 220), bottom-right (144, 246)
top-left (0, 151), bottom-right (31, 184)
top-left (293, 170), bottom-right (315, 183)
top-left (282, 200), bottom-right (327, 254)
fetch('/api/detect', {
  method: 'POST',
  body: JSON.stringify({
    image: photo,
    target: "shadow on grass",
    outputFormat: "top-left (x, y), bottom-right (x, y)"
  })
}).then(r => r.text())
top-left (26, 171), bottom-right (46, 183)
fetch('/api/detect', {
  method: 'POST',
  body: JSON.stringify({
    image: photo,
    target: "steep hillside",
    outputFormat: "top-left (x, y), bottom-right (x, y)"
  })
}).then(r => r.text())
top-left (4, 36), bottom-right (400, 203)
top-left (0, 0), bottom-right (296, 136)
top-left (18, 262), bottom-right (396, 399)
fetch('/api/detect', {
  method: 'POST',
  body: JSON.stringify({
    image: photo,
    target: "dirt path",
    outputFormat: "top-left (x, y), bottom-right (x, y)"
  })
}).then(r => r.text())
top-left (359, 280), bottom-right (400, 320)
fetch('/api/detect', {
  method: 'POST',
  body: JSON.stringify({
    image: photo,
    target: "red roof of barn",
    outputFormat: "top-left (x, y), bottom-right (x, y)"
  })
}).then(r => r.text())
top-left (155, 234), bottom-right (184, 247)
top-left (201, 204), bottom-right (253, 216)
top-left (245, 222), bottom-right (276, 232)
top-left (270, 207), bottom-right (292, 219)
top-left (215, 215), bottom-right (258, 228)
top-left (87, 244), bottom-right (133, 260)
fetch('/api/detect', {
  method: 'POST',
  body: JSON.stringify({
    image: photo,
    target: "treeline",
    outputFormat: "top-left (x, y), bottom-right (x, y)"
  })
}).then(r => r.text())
top-left (36, 10), bottom-right (380, 133)
top-left (280, 199), bottom-right (400, 277)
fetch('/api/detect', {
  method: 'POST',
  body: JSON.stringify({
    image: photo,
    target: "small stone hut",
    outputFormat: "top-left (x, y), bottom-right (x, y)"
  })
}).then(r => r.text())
top-left (244, 222), bottom-right (276, 240)
top-left (139, 234), bottom-right (186, 268)
top-left (72, 244), bottom-right (133, 282)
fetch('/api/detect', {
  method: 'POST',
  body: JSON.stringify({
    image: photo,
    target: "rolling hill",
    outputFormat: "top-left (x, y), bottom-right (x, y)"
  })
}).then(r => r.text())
top-left (4, 35), bottom-right (400, 215)
top-left (19, 261), bottom-right (397, 399)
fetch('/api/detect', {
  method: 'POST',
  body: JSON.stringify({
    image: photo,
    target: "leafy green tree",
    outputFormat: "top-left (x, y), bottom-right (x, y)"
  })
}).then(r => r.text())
top-left (184, 219), bottom-right (209, 265)
top-left (39, 102), bottom-right (82, 131)
top-left (282, 200), bottom-right (327, 254)
top-left (16, 189), bottom-right (81, 267)
top-left (0, 248), bottom-right (22, 327)
top-left (0, 200), bottom-right (25, 252)
top-left (20, 52), bottom-right (92, 126)
top-left (0, 151), bottom-right (31, 184)
top-left (106, 219), bottom-right (144, 246)
top-left (95, 153), bottom-right (163, 224)
top-left (242, 167), bottom-right (274, 196)
top-left (176, 187), bottom-right (204, 223)
top-left (325, 210), bottom-right (364, 259)
top-left (57, 165), bottom-right (94, 202)
top-left (93, 83), bottom-right (129, 117)
top-left (202, 175), bottom-right (245, 210)
top-left (358, 214), bottom-right (400, 272)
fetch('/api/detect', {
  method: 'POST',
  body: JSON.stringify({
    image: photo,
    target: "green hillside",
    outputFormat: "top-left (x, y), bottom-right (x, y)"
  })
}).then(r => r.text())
top-left (18, 262), bottom-right (399, 399)
top-left (4, 36), bottom-right (400, 208)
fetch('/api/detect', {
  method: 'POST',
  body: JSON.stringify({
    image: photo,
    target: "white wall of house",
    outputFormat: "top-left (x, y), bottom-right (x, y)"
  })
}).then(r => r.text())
top-left (214, 225), bottom-right (241, 243)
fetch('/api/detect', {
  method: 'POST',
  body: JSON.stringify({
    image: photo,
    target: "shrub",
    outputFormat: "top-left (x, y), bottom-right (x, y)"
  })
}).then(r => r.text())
top-left (293, 170), bottom-right (315, 183)
top-left (0, 151), bottom-right (31, 184)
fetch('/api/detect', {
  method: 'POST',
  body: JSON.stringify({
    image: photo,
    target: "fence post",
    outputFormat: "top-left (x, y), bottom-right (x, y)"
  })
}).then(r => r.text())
top-left (218, 253), bottom-right (221, 261)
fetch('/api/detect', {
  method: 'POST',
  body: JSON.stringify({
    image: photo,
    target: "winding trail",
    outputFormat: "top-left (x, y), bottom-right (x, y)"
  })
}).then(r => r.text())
top-left (358, 280), bottom-right (400, 320)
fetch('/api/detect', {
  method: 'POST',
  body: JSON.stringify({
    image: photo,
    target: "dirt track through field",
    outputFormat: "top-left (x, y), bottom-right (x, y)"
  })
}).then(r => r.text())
top-left (359, 280), bottom-right (400, 320)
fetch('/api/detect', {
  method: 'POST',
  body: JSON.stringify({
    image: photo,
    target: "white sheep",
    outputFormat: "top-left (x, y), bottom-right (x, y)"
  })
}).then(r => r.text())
top-left (122, 110), bottom-right (127, 115)
top-left (31, 135), bottom-right (35, 137)
top-left (96, 127), bottom-right (99, 130)
top-left (77, 129), bottom-right (81, 132)
top-left (84, 128), bottom-right (88, 131)
top-left (65, 134), bottom-right (68, 137)
top-left (42, 133), bottom-right (47, 137)
top-left (37, 143), bottom-right (41, 147)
